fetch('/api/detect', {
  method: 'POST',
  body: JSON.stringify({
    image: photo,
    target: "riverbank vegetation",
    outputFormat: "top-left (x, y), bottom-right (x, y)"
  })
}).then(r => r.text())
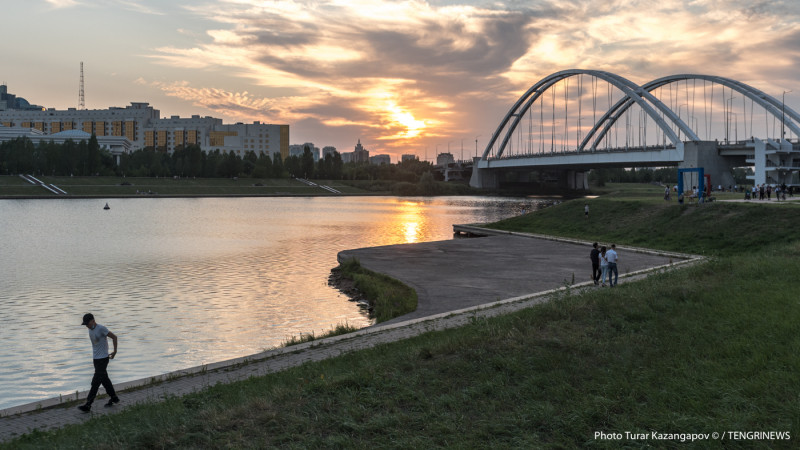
top-left (5, 184), bottom-right (799, 448)
top-left (0, 137), bottom-right (439, 185)
top-left (335, 258), bottom-right (418, 323)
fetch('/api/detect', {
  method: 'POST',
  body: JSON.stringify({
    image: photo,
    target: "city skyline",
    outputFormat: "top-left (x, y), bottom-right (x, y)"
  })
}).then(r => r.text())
top-left (4, 0), bottom-right (800, 162)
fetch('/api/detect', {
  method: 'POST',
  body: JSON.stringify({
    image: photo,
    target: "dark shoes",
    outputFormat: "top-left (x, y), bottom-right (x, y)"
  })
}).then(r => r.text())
top-left (78, 396), bottom-right (119, 412)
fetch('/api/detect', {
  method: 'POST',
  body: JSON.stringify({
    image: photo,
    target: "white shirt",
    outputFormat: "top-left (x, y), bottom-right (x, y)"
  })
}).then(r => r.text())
top-left (606, 249), bottom-right (618, 264)
top-left (88, 324), bottom-right (110, 359)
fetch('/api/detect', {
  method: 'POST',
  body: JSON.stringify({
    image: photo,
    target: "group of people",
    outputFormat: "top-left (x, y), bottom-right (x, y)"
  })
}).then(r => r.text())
top-left (589, 242), bottom-right (619, 287)
top-left (748, 183), bottom-right (792, 201)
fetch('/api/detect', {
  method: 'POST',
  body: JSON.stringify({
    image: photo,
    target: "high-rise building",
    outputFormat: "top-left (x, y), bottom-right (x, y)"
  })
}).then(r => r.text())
top-left (322, 146), bottom-right (337, 158)
top-left (401, 154), bottom-right (418, 162)
top-left (0, 84), bottom-right (44, 111)
top-left (289, 142), bottom-right (320, 161)
top-left (370, 154), bottom-right (391, 165)
top-left (436, 152), bottom-right (455, 166)
top-left (352, 139), bottom-right (369, 163)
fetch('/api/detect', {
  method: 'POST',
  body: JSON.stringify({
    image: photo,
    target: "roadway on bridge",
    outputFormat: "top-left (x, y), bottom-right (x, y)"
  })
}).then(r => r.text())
top-left (339, 231), bottom-right (690, 326)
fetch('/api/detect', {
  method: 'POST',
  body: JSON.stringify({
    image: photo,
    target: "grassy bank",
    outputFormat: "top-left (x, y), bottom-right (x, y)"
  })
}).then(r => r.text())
top-left (491, 183), bottom-right (800, 256)
top-left (0, 175), bottom-right (366, 197)
top-left (0, 175), bottom-right (482, 197)
top-left (5, 185), bottom-right (800, 448)
top-left (335, 257), bottom-right (418, 323)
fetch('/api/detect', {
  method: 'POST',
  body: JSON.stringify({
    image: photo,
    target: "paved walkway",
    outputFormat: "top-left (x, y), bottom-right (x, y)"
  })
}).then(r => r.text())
top-left (0, 228), bottom-right (702, 443)
top-left (718, 196), bottom-right (800, 203)
top-left (341, 226), bottom-right (690, 325)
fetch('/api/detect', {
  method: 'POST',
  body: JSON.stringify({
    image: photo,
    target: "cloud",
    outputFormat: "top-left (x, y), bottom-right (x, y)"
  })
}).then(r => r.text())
top-left (44, 0), bottom-right (80, 7)
top-left (113, 0), bottom-right (165, 15)
top-left (146, 0), bottom-right (800, 157)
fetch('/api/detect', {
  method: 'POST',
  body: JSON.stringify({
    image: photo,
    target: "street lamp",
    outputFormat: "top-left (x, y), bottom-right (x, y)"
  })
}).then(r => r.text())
top-left (782, 90), bottom-right (792, 141)
top-left (475, 135), bottom-right (481, 158)
top-left (725, 96), bottom-right (737, 144)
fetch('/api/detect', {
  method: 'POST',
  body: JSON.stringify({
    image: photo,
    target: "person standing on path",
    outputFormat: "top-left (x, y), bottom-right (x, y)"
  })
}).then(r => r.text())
top-left (599, 246), bottom-right (609, 287)
top-left (78, 313), bottom-right (120, 412)
top-left (606, 244), bottom-right (619, 287)
top-left (590, 242), bottom-right (601, 285)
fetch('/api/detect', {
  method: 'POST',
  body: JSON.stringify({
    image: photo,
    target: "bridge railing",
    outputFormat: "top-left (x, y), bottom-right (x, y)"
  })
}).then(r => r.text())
top-left (489, 144), bottom-right (678, 161)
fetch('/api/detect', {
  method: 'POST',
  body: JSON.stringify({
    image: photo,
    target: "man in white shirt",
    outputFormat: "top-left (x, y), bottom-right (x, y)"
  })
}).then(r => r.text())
top-left (606, 244), bottom-right (619, 287)
top-left (78, 313), bottom-right (120, 412)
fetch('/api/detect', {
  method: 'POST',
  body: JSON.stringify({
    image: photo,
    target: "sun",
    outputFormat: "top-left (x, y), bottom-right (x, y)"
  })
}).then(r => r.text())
top-left (388, 102), bottom-right (426, 138)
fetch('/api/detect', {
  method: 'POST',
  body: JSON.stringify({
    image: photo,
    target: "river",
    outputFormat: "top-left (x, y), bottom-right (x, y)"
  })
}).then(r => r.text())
top-left (0, 195), bottom-right (546, 410)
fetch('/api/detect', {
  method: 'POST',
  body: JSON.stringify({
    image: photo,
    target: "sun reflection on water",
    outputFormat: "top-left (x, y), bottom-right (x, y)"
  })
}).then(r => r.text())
top-left (398, 200), bottom-right (423, 243)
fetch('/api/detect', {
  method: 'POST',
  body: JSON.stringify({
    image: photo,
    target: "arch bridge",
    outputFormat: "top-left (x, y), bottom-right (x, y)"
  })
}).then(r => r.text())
top-left (470, 70), bottom-right (800, 189)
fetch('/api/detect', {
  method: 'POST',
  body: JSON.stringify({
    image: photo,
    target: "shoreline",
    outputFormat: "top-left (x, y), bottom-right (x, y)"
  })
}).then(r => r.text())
top-left (0, 225), bottom-right (701, 418)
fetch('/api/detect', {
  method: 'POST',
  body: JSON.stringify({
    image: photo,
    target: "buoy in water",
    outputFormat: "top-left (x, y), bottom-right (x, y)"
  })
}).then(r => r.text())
top-left (104, 203), bottom-right (110, 210)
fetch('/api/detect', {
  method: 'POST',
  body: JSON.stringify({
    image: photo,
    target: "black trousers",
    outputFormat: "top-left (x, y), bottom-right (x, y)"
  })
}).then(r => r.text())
top-left (592, 262), bottom-right (600, 283)
top-left (86, 357), bottom-right (116, 405)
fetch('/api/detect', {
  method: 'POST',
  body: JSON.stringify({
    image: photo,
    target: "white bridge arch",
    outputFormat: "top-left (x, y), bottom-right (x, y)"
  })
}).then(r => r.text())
top-left (471, 70), bottom-right (800, 189)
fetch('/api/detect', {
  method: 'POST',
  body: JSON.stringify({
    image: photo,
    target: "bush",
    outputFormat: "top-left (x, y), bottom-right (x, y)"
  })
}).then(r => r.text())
top-left (392, 181), bottom-right (419, 196)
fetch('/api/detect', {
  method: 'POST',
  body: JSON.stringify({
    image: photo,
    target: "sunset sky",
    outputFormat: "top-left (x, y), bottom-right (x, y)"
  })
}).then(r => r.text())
top-left (4, 0), bottom-right (800, 161)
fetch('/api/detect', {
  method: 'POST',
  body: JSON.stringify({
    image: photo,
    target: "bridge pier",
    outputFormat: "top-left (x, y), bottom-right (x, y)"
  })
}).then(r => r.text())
top-left (680, 141), bottom-right (736, 188)
top-left (469, 159), bottom-right (499, 189)
top-left (748, 138), bottom-right (799, 186)
top-left (563, 170), bottom-right (588, 190)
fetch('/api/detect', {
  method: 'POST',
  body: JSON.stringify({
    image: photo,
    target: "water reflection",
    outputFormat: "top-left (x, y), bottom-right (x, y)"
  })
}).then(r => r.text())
top-left (0, 195), bottom-right (547, 410)
top-left (399, 201), bottom-right (423, 243)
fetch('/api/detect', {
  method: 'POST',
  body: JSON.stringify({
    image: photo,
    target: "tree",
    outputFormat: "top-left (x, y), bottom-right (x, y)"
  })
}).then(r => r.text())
top-left (332, 151), bottom-right (343, 179)
top-left (417, 171), bottom-right (439, 195)
top-left (301, 145), bottom-right (315, 179)
top-left (284, 155), bottom-right (301, 178)
top-left (87, 134), bottom-right (101, 175)
top-left (253, 152), bottom-right (273, 179)
top-left (272, 152), bottom-right (285, 178)
top-left (243, 150), bottom-right (258, 176)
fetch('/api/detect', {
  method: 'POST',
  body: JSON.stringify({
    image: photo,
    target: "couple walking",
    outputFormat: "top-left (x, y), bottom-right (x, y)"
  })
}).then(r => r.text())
top-left (590, 242), bottom-right (619, 287)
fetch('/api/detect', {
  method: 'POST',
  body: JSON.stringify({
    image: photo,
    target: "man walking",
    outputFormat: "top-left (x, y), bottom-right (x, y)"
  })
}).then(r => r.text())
top-left (606, 244), bottom-right (619, 287)
top-left (590, 242), bottom-right (601, 285)
top-left (78, 313), bottom-right (120, 412)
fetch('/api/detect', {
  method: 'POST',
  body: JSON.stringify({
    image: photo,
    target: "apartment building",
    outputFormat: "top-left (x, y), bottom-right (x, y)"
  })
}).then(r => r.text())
top-left (0, 88), bottom-right (289, 159)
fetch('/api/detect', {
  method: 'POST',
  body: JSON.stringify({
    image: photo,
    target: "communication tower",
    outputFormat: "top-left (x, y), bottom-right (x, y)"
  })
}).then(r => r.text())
top-left (79, 62), bottom-right (85, 110)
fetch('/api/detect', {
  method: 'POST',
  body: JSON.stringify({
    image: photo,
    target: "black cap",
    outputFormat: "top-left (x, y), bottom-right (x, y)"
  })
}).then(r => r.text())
top-left (81, 313), bottom-right (94, 325)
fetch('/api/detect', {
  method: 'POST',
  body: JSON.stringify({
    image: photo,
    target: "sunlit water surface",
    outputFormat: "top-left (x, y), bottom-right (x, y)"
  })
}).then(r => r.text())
top-left (0, 195), bottom-right (545, 409)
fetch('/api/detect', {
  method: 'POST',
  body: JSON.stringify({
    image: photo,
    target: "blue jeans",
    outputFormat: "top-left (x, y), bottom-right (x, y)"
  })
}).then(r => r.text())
top-left (607, 263), bottom-right (618, 286)
top-left (600, 266), bottom-right (608, 285)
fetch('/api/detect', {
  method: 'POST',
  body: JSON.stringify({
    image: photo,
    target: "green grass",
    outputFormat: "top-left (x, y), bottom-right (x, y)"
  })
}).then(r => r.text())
top-left (491, 191), bottom-right (800, 256)
top-left (0, 175), bottom-right (362, 197)
top-left (338, 257), bottom-right (418, 323)
top-left (281, 322), bottom-right (361, 347)
top-left (4, 183), bottom-right (800, 448)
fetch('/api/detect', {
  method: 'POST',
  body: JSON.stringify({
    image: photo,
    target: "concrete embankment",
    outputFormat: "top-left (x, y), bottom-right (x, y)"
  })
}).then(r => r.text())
top-left (339, 225), bottom-right (698, 325)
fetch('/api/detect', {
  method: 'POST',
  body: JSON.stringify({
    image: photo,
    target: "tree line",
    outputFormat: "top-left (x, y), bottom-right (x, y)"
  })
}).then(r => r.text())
top-left (1, 137), bottom-right (436, 183)
top-left (588, 167), bottom-right (751, 186)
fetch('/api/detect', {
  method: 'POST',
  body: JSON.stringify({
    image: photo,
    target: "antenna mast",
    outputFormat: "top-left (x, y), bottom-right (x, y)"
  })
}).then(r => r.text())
top-left (79, 62), bottom-right (85, 110)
